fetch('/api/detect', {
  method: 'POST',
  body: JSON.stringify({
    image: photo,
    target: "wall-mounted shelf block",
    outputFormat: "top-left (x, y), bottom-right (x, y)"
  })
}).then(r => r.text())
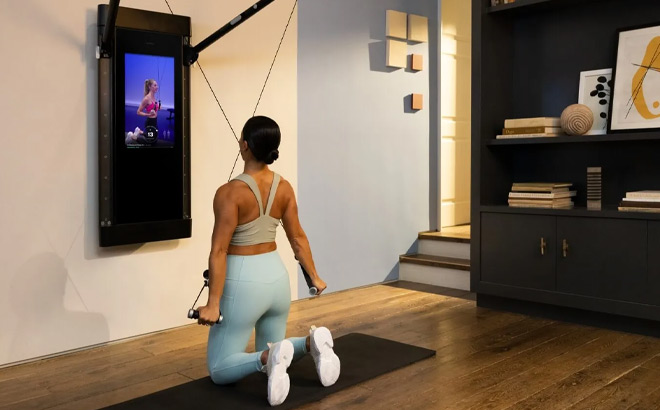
top-left (411, 54), bottom-right (423, 71)
top-left (408, 14), bottom-right (429, 42)
top-left (386, 39), bottom-right (407, 68)
top-left (412, 93), bottom-right (423, 110)
top-left (386, 10), bottom-right (407, 40)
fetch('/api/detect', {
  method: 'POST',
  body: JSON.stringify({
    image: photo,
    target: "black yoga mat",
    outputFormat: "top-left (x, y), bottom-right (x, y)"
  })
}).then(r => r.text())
top-left (102, 333), bottom-right (435, 410)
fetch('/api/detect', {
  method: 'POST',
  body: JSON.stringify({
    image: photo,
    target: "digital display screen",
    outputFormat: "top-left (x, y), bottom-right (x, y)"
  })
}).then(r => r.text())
top-left (114, 28), bottom-right (183, 224)
top-left (124, 53), bottom-right (175, 148)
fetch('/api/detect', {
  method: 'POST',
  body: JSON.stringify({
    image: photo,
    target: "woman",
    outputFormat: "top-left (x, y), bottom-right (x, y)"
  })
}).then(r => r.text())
top-left (126, 79), bottom-right (160, 142)
top-left (196, 116), bottom-right (340, 406)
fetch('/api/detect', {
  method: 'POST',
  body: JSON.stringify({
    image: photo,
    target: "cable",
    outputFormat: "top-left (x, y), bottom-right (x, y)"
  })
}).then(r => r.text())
top-left (253, 0), bottom-right (298, 117)
top-left (164, 0), bottom-right (297, 181)
top-left (196, 62), bottom-right (238, 143)
top-left (164, 0), bottom-right (173, 14)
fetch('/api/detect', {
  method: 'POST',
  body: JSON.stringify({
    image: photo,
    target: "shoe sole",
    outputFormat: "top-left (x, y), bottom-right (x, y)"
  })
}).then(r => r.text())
top-left (312, 327), bottom-right (340, 387)
top-left (268, 340), bottom-right (294, 406)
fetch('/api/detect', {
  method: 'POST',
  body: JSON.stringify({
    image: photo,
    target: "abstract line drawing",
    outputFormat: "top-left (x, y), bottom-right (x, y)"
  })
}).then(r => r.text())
top-left (628, 37), bottom-right (660, 119)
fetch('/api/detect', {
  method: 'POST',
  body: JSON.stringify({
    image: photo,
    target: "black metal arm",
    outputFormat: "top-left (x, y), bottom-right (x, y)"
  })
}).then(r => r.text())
top-left (183, 0), bottom-right (276, 65)
top-left (98, 0), bottom-right (275, 63)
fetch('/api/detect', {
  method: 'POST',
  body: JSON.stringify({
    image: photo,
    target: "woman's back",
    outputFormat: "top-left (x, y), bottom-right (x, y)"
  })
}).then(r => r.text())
top-left (225, 170), bottom-right (296, 255)
top-left (233, 170), bottom-right (286, 224)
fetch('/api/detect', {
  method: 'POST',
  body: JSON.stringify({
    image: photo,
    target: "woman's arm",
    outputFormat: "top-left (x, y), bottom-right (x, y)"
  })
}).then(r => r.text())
top-left (280, 179), bottom-right (327, 294)
top-left (136, 97), bottom-right (150, 117)
top-left (197, 184), bottom-right (238, 325)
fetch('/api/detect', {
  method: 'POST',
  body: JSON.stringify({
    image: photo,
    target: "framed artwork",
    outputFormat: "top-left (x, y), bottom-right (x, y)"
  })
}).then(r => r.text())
top-left (610, 22), bottom-right (660, 132)
top-left (578, 69), bottom-right (612, 135)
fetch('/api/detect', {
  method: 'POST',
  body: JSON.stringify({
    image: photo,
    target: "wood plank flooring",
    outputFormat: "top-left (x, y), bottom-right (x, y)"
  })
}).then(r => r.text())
top-left (2, 281), bottom-right (660, 409)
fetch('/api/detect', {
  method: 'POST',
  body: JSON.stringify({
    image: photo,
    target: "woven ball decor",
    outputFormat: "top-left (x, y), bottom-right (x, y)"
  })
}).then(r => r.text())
top-left (560, 104), bottom-right (594, 136)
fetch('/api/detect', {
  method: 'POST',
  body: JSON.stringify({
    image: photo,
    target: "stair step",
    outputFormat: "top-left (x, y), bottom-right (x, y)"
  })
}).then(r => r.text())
top-left (418, 231), bottom-right (470, 243)
top-left (399, 254), bottom-right (470, 271)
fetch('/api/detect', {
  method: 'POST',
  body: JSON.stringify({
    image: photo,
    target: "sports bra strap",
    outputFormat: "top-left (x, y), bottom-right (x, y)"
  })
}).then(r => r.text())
top-left (265, 173), bottom-right (281, 216)
top-left (233, 174), bottom-right (264, 216)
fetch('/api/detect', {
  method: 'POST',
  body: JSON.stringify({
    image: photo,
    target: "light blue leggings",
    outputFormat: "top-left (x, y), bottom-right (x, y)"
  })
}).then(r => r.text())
top-left (207, 251), bottom-right (308, 385)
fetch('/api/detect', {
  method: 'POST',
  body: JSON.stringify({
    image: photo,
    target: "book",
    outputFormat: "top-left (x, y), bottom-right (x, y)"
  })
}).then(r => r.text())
top-left (496, 133), bottom-right (562, 139)
top-left (504, 117), bottom-right (561, 128)
top-left (508, 199), bottom-right (573, 206)
top-left (621, 197), bottom-right (660, 203)
top-left (512, 182), bottom-right (572, 188)
top-left (502, 126), bottom-right (563, 135)
top-left (511, 183), bottom-right (572, 192)
top-left (619, 206), bottom-right (660, 213)
top-left (510, 203), bottom-right (574, 209)
top-left (620, 200), bottom-right (660, 208)
top-left (625, 190), bottom-right (660, 199)
top-left (508, 191), bottom-right (576, 199)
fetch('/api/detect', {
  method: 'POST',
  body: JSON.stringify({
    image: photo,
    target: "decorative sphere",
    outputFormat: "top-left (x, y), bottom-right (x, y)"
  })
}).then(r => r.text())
top-left (560, 104), bottom-right (594, 136)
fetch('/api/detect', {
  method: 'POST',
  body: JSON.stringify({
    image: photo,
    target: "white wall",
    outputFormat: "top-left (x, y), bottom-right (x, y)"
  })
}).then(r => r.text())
top-left (297, 0), bottom-right (439, 296)
top-left (0, 0), bottom-right (298, 366)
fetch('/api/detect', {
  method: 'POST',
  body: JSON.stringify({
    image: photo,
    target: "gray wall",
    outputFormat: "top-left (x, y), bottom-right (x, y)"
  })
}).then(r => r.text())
top-left (298, 0), bottom-right (439, 296)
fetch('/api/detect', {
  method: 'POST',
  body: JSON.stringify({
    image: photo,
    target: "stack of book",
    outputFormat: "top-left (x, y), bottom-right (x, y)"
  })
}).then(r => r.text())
top-left (619, 191), bottom-right (660, 213)
top-left (496, 117), bottom-right (564, 139)
top-left (509, 182), bottom-right (575, 209)
top-left (587, 167), bottom-right (602, 210)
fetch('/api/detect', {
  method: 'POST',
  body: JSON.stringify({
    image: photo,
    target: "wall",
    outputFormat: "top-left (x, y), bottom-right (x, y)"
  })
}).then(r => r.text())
top-left (297, 0), bottom-right (439, 296)
top-left (440, 0), bottom-right (471, 227)
top-left (0, 0), bottom-right (298, 366)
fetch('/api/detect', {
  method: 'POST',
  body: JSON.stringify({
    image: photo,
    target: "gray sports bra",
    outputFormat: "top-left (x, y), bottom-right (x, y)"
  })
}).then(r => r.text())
top-left (229, 173), bottom-right (281, 246)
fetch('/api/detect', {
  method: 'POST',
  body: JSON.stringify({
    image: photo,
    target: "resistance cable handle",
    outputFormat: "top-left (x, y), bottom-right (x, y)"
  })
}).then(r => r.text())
top-left (299, 263), bottom-right (318, 296)
top-left (187, 270), bottom-right (223, 324)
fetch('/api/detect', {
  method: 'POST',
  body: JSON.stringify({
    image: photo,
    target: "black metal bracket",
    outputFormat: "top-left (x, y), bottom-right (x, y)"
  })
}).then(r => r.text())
top-left (97, 0), bottom-right (120, 58)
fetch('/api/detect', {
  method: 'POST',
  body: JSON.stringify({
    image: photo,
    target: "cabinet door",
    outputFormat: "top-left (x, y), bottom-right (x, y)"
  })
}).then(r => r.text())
top-left (556, 217), bottom-right (647, 303)
top-left (647, 222), bottom-right (660, 306)
top-left (481, 213), bottom-right (556, 290)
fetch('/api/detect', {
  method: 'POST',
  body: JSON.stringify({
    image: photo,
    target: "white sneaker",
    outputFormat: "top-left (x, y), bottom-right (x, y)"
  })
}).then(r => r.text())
top-left (309, 326), bottom-right (340, 387)
top-left (266, 339), bottom-right (294, 406)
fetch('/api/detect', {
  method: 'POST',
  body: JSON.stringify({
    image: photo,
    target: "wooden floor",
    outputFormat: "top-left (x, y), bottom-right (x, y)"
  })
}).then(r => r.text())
top-left (2, 281), bottom-right (660, 409)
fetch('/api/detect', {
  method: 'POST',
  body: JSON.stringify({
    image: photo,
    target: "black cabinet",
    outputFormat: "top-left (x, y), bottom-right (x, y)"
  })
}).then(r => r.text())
top-left (481, 213), bottom-right (651, 305)
top-left (556, 217), bottom-right (647, 304)
top-left (481, 213), bottom-right (555, 290)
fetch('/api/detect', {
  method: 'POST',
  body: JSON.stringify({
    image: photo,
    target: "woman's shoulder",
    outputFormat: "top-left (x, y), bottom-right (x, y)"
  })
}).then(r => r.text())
top-left (274, 173), bottom-right (293, 190)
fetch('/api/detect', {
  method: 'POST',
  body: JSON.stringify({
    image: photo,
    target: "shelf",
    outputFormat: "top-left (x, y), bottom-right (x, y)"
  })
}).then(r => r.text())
top-left (480, 205), bottom-right (660, 221)
top-left (488, 0), bottom-right (551, 13)
top-left (486, 131), bottom-right (660, 146)
top-left (487, 0), bottom-right (596, 14)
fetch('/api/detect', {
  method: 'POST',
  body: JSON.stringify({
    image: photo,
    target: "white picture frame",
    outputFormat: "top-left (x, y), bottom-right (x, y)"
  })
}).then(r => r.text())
top-left (610, 23), bottom-right (660, 132)
top-left (578, 68), bottom-right (612, 135)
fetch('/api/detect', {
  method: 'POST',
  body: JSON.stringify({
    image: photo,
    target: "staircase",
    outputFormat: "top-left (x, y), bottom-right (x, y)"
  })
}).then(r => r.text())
top-left (399, 228), bottom-right (470, 291)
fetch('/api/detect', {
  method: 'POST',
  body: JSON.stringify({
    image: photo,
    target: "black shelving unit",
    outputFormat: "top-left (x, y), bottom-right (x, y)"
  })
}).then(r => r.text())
top-left (472, 0), bottom-right (660, 325)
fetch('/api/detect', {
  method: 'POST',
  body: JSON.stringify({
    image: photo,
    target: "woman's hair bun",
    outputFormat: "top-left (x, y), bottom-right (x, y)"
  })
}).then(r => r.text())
top-left (265, 149), bottom-right (279, 164)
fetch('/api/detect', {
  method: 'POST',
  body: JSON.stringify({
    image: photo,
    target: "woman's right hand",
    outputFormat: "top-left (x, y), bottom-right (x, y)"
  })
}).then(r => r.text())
top-left (196, 303), bottom-right (220, 326)
top-left (312, 277), bottom-right (327, 295)
top-left (148, 110), bottom-right (157, 118)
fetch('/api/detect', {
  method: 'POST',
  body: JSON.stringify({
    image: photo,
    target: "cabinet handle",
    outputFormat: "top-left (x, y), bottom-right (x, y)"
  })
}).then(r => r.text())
top-left (562, 239), bottom-right (569, 258)
top-left (540, 237), bottom-right (546, 256)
